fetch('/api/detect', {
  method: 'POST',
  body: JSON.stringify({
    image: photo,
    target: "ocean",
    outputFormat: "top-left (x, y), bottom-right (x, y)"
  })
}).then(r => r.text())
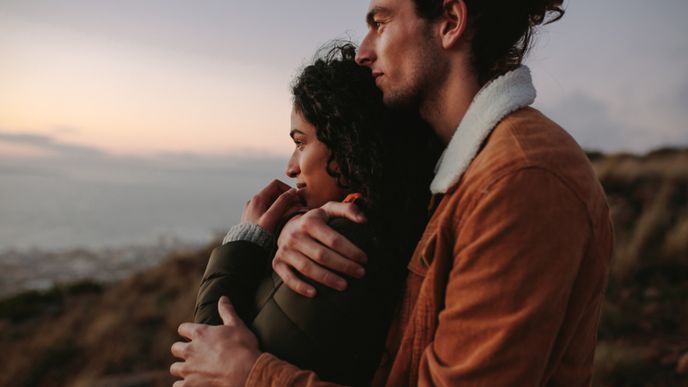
top-left (0, 153), bottom-right (286, 251)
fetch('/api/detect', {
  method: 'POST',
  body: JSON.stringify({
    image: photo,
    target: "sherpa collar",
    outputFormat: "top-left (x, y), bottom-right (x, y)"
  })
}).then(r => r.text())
top-left (429, 65), bottom-right (536, 194)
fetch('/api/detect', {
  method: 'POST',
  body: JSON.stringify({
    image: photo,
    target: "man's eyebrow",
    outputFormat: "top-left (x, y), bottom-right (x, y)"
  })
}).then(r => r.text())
top-left (366, 7), bottom-right (391, 26)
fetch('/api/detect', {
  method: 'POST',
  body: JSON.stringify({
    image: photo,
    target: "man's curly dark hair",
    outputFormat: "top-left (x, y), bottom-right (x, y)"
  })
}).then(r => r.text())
top-left (291, 41), bottom-right (441, 255)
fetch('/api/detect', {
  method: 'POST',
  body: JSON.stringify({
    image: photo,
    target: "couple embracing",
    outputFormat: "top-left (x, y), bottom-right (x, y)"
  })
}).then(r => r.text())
top-left (171, 0), bottom-right (614, 386)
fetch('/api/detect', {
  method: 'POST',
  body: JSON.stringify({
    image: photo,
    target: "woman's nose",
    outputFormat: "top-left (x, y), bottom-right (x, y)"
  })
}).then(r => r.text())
top-left (285, 154), bottom-right (299, 178)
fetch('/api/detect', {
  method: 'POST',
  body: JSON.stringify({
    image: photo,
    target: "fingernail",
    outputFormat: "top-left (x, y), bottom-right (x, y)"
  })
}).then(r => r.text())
top-left (355, 267), bottom-right (365, 278)
top-left (305, 287), bottom-right (316, 297)
top-left (335, 279), bottom-right (347, 291)
top-left (219, 296), bottom-right (228, 303)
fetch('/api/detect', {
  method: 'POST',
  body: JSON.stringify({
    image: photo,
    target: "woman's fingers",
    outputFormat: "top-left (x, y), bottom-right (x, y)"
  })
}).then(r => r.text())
top-left (259, 188), bottom-right (303, 232)
top-left (250, 180), bottom-right (292, 212)
top-left (241, 180), bottom-right (295, 227)
top-left (257, 179), bottom-right (292, 202)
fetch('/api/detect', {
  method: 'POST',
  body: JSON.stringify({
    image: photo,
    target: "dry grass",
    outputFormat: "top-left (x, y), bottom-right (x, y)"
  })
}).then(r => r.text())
top-left (1, 149), bottom-right (686, 386)
top-left (591, 148), bottom-right (688, 386)
top-left (0, 244), bottom-right (214, 387)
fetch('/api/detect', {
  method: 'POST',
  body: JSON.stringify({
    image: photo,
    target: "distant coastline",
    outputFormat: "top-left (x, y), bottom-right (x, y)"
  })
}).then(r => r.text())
top-left (0, 238), bottom-right (209, 298)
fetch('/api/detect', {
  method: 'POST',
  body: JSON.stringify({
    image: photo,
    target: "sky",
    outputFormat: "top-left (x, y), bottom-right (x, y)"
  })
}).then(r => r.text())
top-left (1, 0), bottom-right (686, 158)
top-left (0, 0), bottom-right (686, 251)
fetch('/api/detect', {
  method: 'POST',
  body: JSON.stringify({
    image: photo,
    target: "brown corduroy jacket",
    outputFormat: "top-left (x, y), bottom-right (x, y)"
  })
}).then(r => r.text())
top-left (245, 68), bottom-right (614, 387)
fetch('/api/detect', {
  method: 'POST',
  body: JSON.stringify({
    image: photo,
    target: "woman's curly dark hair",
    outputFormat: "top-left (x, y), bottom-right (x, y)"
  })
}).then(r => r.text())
top-left (292, 43), bottom-right (384, 206)
top-left (292, 41), bottom-right (440, 253)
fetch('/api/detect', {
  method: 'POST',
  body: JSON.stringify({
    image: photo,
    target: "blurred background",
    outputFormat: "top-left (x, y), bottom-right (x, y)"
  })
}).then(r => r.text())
top-left (1, 1), bottom-right (686, 386)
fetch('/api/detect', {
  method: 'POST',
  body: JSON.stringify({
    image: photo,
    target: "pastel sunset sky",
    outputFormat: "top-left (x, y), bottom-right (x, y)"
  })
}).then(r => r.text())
top-left (1, 0), bottom-right (687, 157)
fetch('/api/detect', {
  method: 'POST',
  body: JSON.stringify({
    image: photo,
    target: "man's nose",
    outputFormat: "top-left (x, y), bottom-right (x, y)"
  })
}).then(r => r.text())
top-left (355, 32), bottom-right (375, 66)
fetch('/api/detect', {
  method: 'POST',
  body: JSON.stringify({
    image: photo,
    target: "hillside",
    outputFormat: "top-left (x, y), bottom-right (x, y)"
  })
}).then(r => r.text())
top-left (0, 247), bottom-right (211, 387)
top-left (1, 149), bottom-right (687, 387)
top-left (589, 148), bottom-right (688, 385)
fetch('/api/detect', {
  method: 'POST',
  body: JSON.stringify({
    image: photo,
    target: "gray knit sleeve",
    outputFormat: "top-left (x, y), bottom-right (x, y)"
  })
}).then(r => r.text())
top-left (222, 223), bottom-right (274, 252)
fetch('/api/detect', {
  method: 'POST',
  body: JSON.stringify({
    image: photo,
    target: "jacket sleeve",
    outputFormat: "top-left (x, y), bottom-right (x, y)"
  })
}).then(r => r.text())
top-left (418, 167), bottom-right (595, 385)
top-left (245, 353), bottom-right (343, 387)
top-left (194, 241), bottom-right (270, 325)
top-left (246, 218), bottom-right (403, 387)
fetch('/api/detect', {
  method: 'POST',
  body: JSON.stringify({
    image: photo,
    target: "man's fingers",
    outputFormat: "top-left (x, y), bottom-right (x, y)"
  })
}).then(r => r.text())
top-left (278, 246), bottom-right (349, 291)
top-left (305, 214), bottom-right (368, 265)
top-left (296, 235), bottom-right (365, 279)
top-left (177, 322), bottom-right (202, 340)
top-left (273, 260), bottom-right (316, 297)
top-left (218, 296), bottom-right (241, 326)
top-left (170, 361), bottom-right (187, 378)
top-left (171, 341), bottom-right (191, 359)
top-left (321, 201), bottom-right (367, 223)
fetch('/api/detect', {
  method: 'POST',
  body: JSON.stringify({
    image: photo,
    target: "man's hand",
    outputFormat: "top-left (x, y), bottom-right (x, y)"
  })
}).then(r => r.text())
top-left (241, 179), bottom-right (305, 234)
top-left (272, 201), bottom-right (368, 297)
top-left (170, 296), bottom-right (261, 387)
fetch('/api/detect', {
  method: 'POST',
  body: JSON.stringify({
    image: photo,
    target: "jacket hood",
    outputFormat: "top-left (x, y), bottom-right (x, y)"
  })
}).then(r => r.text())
top-left (430, 66), bottom-right (536, 194)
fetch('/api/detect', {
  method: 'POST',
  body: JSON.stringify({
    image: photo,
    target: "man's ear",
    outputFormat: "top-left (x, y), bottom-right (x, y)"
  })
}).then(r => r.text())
top-left (439, 0), bottom-right (468, 49)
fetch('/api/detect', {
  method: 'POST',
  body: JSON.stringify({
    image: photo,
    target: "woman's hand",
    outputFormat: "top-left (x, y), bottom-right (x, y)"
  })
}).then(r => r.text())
top-left (272, 202), bottom-right (368, 297)
top-left (241, 180), bottom-right (305, 234)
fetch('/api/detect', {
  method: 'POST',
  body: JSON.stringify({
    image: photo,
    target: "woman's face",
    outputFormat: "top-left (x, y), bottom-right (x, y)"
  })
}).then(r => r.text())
top-left (286, 106), bottom-right (347, 208)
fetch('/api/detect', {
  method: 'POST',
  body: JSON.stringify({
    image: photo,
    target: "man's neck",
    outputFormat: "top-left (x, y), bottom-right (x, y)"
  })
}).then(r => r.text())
top-left (420, 66), bottom-right (480, 146)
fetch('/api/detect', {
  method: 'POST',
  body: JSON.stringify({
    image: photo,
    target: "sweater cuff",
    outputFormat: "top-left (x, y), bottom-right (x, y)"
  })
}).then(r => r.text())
top-left (222, 223), bottom-right (274, 252)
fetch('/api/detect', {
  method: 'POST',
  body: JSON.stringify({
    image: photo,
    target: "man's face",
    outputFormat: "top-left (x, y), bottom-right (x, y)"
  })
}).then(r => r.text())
top-left (356, 0), bottom-right (445, 109)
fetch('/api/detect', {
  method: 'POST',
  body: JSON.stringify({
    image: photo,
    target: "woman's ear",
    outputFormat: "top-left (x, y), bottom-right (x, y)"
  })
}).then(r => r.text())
top-left (439, 0), bottom-right (468, 49)
top-left (326, 158), bottom-right (341, 177)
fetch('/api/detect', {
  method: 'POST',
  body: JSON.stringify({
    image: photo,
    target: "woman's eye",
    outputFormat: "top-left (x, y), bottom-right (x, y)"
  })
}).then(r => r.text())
top-left (294, 140), bottom-right (304, 150)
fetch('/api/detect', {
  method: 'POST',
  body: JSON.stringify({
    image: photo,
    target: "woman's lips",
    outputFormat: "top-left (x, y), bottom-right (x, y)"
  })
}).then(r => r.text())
top-left (372, 71), bottom-right (383, 85)
top-left (296, 183), bottom-right (306, 189)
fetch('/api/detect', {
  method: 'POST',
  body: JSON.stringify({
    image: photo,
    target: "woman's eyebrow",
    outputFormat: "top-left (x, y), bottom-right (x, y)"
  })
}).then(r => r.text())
top-left (290, 129), bottom-right (306, 138)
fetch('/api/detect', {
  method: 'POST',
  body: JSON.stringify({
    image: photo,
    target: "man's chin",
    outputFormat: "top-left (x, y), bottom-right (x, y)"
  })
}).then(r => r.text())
top-left (383, 91), bottom-right (420, 111)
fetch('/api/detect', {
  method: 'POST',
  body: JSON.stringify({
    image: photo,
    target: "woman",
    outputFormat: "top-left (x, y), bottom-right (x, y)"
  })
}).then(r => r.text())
top-left (194, 42), bottom-right (440, 386)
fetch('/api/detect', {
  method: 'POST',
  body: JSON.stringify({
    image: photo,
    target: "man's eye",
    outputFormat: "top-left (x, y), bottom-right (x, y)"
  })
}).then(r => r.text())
top-left (373, 21), bottom-right (383, 29)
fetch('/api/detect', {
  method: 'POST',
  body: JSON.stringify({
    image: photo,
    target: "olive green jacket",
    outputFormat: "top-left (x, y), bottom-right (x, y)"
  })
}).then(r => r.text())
top-left (194, 218), bottom-right (405, 386)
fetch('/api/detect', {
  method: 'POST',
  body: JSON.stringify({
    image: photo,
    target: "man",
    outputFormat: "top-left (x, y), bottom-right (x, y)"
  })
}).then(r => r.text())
top-left (171, 0), bottom-right (614, 385)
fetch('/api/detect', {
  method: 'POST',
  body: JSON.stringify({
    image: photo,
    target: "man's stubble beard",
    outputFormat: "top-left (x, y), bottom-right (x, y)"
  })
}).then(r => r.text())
top-left (382, 27), bottom-right (446, 115)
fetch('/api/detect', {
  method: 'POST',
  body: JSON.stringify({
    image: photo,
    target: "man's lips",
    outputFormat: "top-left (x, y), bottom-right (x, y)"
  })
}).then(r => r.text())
top-left (296, 183), bottom-right (306, 189)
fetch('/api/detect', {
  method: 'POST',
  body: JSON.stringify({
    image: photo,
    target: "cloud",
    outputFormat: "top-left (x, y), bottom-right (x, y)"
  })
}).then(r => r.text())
top-left (0, 130), bottom-right (105, 158)
top-left (540, 92), bottom-right (643, 152)
top-left (676, 80), bottom-right (688, 115)
top-left (538, 91), bottom-right (688, 153)
top-left (0, 128), bottom-right (287, 186)
top-left (52, 126), bottom-right (82, 135)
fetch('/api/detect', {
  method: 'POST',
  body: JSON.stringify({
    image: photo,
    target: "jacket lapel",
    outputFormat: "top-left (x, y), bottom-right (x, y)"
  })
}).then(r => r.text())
top-left (430, 66), bottom-right (537, 194)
